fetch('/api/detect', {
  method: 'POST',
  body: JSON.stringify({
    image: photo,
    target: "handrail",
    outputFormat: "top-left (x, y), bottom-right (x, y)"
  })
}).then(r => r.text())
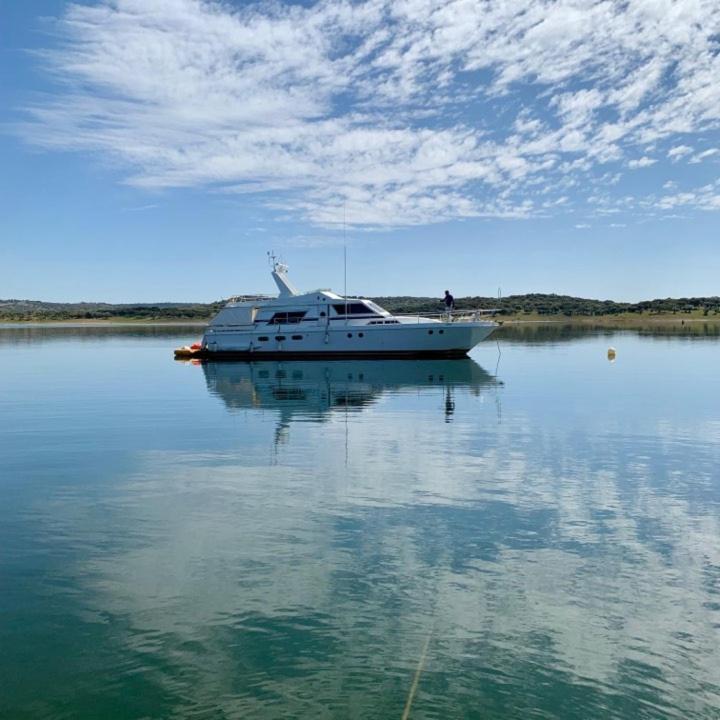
top-left (396, 308), bottom-right (500, 324)
top-left (226, 294), bottom-right (275, 303)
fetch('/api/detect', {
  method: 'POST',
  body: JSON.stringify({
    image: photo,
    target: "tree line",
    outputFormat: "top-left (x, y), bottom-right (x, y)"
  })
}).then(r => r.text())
top-left (371, 294), bottom-right (720, 317)
top-left (1, 294), bottom-right (718, 321)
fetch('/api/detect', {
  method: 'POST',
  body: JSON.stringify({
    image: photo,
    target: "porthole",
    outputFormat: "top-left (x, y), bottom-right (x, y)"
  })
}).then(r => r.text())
top-left (439, 329), bottom-right (444, 334)
top-left (347, 333), bottom-right (353, 338)
top-left (291, 335), bottom-right (303, 340)
top-left (320, 311), bottom-right (326, 317)
top-left (428, 330), bottom-right (434, 335)
top-left (358, 332), bottom-right (364, 338)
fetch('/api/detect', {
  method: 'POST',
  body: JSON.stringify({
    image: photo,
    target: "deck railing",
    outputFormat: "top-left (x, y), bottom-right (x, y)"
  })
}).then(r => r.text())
top-left (226, 294), bottom-right (275, 304)
top-left (397, 308), bottom-right (500, 323)
top-left (222, 296), bottom-right (499, 323)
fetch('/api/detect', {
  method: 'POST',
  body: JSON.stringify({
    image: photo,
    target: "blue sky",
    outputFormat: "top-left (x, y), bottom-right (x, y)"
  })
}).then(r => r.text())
top-left (1, 0), bottom-right (719, 303)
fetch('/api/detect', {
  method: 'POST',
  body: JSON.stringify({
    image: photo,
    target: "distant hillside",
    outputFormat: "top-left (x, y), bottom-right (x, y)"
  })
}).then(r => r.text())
top-left (0, 299), bottom-right (224, 321)
top-left (1, 294), bottom-right (719, 321)
top-left (372, 293), bottom-right (720, 316)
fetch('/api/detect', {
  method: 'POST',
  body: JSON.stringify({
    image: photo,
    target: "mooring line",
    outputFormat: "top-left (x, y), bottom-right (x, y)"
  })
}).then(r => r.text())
top-left (401, 630), bottom-right (433, 720)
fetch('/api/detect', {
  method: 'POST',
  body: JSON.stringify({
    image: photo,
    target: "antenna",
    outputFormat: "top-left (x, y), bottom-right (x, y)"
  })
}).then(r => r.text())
top-left (344, 200), bottom-right (348, 322)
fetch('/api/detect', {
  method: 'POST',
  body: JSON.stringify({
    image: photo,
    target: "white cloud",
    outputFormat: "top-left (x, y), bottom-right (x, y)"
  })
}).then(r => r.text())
top-left (17, 0), bottom-right (720, 227)
top-left (628, 156), bottom-right (656, 169)
top-left (689, 148), bottom-right (720, 164)
top-left (122, 203), bottom-right (159, 212)
top-left (667, 145), bottom-right (693, 161)
top-left (284, 234), bottom-right (349, 248)
top-left (655, 179), bottom-right (720, 211)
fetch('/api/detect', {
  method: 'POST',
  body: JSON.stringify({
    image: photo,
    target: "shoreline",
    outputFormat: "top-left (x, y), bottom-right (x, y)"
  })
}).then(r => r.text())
top-left (496, 312), bottom-right (720, 327)
top-left (0, 320), bottom-right (208, 328)
top-left (1, 313), bottom-right (719, 330)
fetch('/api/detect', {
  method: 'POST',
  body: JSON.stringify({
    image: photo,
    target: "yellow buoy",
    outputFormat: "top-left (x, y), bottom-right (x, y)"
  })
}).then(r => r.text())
top-left (607, 346), bottom-right (616, 360)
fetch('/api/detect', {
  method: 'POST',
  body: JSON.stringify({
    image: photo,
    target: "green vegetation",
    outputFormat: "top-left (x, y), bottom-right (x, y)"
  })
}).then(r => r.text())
top-left (0, 299), bottom-right (223, 322)
top-left (1, 294), bottom-right (719, 323)
top-left (371, 293), bottom-right (720, 317)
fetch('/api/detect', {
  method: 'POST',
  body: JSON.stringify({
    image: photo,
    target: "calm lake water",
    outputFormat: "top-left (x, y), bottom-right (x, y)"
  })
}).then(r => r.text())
top-left (1, 324), bottom-right (719, 719)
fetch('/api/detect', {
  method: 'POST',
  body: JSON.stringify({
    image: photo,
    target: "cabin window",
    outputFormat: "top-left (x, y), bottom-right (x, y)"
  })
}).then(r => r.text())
top-left (275, 335), bottom-right (286, 341)
top-left (358, 332), bottom-right (364, 338)
top-left (332, 302), bottom-right (377, 316)
top-left (268, 311), bottom-right (306, 324)
top-left (291, 335), bottom-right (303, 340)
top-left (347, 333), bottom-right (353, 338)
top-left (258, 336), bottom-right (269, 341)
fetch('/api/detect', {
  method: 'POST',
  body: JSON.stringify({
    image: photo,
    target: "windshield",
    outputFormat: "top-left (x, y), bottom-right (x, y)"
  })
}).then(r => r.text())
top-left (363, 300), bottom-right (387, 314)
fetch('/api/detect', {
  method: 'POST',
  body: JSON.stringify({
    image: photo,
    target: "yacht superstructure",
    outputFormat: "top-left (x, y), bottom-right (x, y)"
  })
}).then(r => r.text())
top-left (176, 257), bottom-right (497, 359)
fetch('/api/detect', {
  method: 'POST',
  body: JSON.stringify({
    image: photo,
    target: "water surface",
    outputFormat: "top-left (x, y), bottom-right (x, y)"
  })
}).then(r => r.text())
top-left (1, 325), bottom-right (719, 719)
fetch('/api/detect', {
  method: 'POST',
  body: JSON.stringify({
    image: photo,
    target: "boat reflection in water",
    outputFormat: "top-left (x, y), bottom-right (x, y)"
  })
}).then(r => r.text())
top-left (201, 357), bottom-right (500, 439)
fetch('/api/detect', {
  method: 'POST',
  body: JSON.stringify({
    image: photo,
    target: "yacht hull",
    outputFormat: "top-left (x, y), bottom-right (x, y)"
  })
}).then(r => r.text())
top-left (198, 321), bottom-right (496, 359)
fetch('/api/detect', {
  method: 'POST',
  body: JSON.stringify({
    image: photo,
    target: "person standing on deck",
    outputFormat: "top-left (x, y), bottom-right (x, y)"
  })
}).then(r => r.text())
top-left (443, 290), bottom-right (455, 311)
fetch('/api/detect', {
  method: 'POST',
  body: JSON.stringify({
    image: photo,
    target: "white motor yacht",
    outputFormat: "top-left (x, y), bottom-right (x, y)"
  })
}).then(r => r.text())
top-left (176, 257), bottom-right (497, 359)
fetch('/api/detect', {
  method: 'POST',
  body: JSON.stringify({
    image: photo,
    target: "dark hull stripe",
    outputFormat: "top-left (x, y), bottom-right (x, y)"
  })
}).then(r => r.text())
top-left (186, 349), bottom-right (471, 361)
